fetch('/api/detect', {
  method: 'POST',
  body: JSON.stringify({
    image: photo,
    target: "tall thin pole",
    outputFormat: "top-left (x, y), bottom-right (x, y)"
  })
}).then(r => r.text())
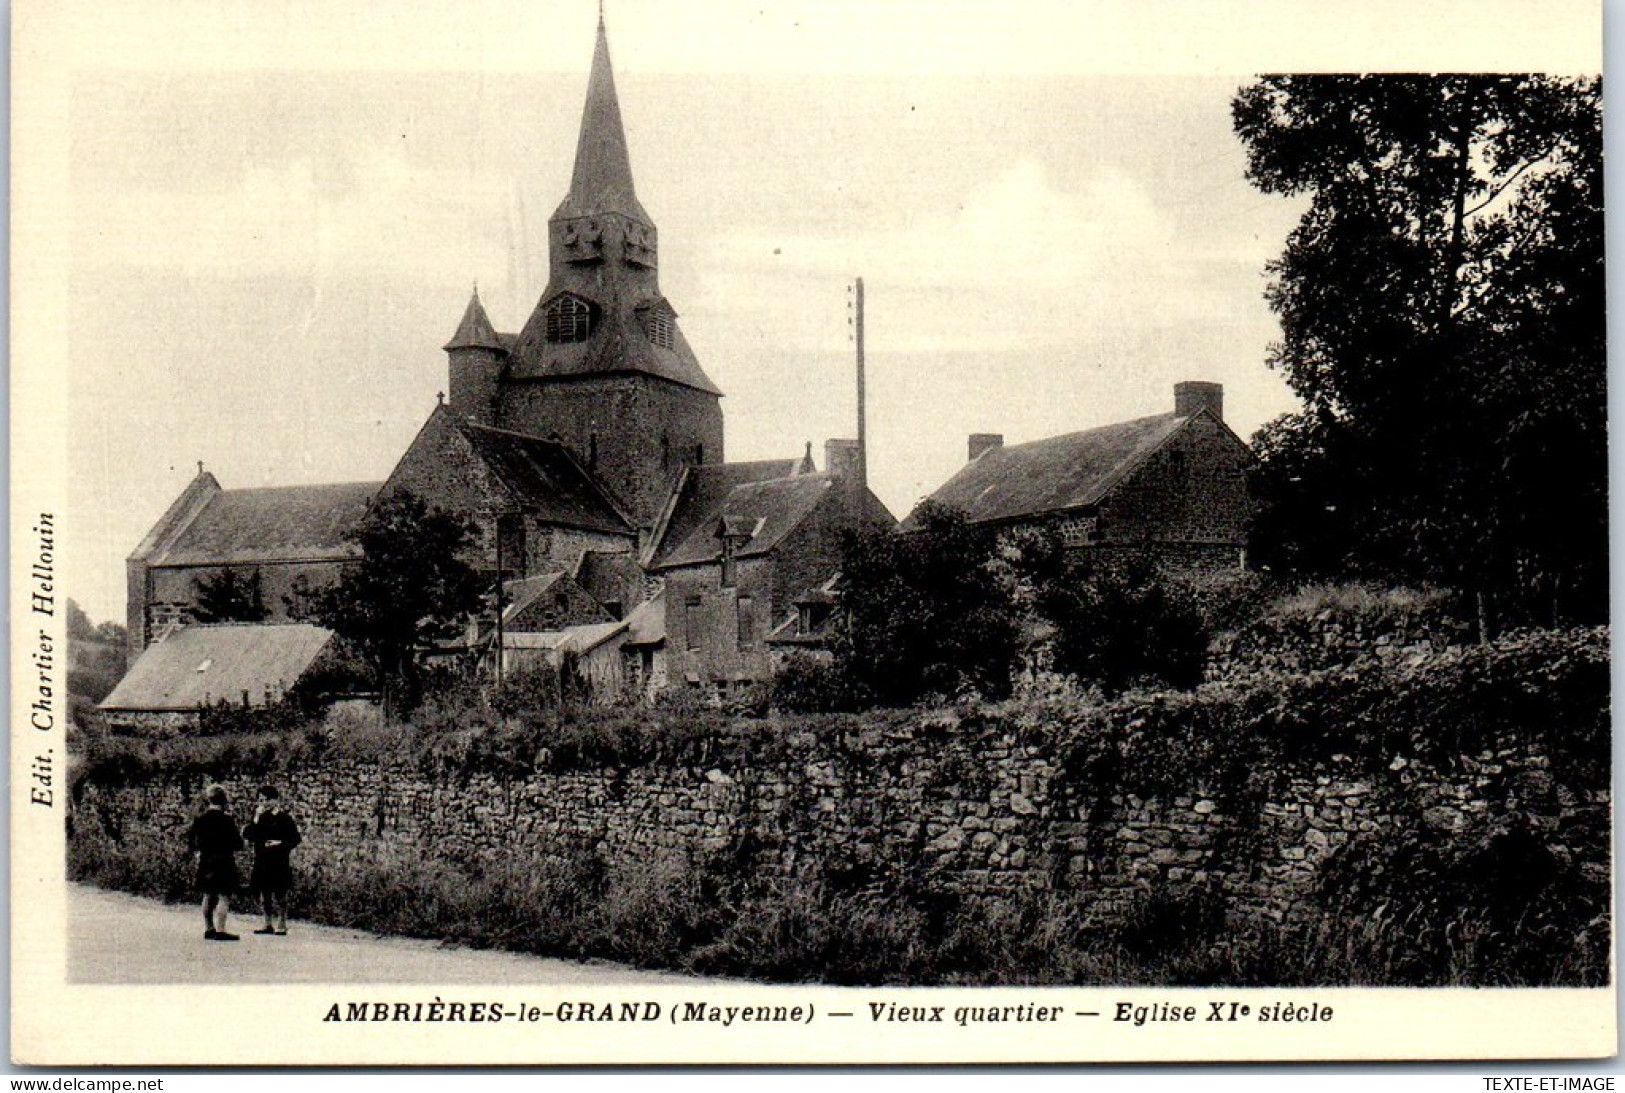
top-left (854, 276), bottom-right (867, 489)
top-left (494, 524), bottom-right (505, 686)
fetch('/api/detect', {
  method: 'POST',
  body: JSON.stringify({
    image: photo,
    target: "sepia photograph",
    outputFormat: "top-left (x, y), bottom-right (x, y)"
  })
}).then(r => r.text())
top-left (11, 0), bottom-right (1612, 1067)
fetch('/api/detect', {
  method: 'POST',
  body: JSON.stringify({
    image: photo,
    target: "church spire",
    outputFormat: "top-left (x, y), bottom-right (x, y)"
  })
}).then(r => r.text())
top-left (553, 13), bottom-right (650, 225)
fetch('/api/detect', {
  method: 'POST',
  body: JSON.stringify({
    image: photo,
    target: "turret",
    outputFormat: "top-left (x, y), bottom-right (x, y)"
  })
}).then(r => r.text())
top-left (444, 288), bottom-right (506, 426)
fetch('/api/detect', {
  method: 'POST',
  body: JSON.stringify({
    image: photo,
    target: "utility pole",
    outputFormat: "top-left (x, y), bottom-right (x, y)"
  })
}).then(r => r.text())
top-left (493, 522), bottom-right (505, 687)
top-left (851, 276), bottom-right (867, 489)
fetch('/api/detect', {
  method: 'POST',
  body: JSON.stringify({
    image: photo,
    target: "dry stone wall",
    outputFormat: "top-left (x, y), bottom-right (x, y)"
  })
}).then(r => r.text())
top-left (73, 719), bottom-right (1603, 932)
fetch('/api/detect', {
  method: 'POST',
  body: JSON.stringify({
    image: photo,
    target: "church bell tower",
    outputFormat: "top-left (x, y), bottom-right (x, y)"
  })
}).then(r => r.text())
top-left (444, 11), bottom-right (725, 532)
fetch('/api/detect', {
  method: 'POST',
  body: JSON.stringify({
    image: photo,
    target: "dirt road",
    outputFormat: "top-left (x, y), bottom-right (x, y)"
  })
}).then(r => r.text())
top-left (68, 884), bottom-right (699, 985)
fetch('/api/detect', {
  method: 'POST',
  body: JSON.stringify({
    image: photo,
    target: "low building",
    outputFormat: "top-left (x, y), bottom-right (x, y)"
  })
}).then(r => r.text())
top-left (914, 381), bottom-right (1255, 573)
top-left (99, 622), bottom-right (338, 733)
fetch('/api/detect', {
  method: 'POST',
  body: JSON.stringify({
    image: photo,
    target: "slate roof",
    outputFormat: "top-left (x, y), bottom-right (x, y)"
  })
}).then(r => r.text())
top-left (444, 289), bottom-right (504, 352)
top-left (645, 459), bottom-right (804, 567)
top-left (506, 302), bottom-right (724, 396)
top-left (101, 623), bottom-right (333, 711)
top-left (659, 474), bottom-right (836, 569)
top-left (151, 482), bottom-right (379, 567)
top-left (499, 572), bottom-right (567, 625)
top-left (914, 413), bottom-right (1190, 527)
top-left (552, 15), bottom-right (651, 225)
top-left (622, 592), bottom-right (666, 647)
top-left (456, 421), bottom-right (632, 535)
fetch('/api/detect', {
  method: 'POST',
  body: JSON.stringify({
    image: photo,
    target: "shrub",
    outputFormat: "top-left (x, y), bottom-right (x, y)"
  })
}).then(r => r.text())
top-left (770, 654), bottom-right (861, 713)
top-left (1038, 557), bottom-right (1212, 695)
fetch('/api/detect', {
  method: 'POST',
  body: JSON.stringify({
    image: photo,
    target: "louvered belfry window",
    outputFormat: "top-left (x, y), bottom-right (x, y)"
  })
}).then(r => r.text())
top-left (544, 294), bottom-right (592, 344)
top-left (641, 305), bottom-right (674, 350)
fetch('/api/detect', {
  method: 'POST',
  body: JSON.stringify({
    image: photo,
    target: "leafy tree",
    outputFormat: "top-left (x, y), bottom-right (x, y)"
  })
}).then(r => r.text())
top-left (67, 599), bottom-right (97, 640)
top-left (192, 568), bottom-right (270, 623)
top-left (305, 490), bottom-right (485, 716)
top-left (66, 600), bottom-right (129, 723)
top-left (1036, 556), bottom-right (1209, 696)
top-left (1233, 76), bottom-right (1604, 629)
top-left (834, 502), bottom-right (1023, 707)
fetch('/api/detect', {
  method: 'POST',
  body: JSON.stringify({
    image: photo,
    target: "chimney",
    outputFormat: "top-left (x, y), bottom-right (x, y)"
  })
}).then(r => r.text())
top-left (825, 438), bottom-right (861, 481)
top-left (968, 433), bottom-right (1004, 461)
top-left (1174, 381), bottom-right (1223, 421)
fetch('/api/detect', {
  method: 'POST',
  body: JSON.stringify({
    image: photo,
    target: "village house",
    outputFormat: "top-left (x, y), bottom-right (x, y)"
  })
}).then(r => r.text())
top-left (914, 381), bottom-right (1255, 573)
top-left (123, 472), bottom-right (378, 660)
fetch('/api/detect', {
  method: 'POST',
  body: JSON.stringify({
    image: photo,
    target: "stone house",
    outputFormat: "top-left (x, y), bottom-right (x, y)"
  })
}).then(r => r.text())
top-left (915, 381), bottom-right (1255, 573)
top-left (381, 402), bottom-right (636, 579)
top-left (645, 442), bottom-right (895, 698)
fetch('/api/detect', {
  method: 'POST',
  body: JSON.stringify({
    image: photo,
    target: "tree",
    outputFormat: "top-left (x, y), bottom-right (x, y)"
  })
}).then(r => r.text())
top-left (192, 568), bottom-right (270, 623)
top-left (305, 490), bottom-right (485, 716)
top-left (834, 503), bottom-right (1023, 706)
top-left (1035, 556), bottom-right (1209, 696)
top-left (66, 599), bottom-right (97, 640)
top-left (1233, 76), bottom-right (1604, 628)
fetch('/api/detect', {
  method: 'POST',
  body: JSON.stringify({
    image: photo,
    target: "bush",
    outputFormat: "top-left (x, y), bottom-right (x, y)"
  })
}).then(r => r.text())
top-left (770, 654), bottom-right (862, 713)
top-left (1038, 557), bottom-right (1212, 695)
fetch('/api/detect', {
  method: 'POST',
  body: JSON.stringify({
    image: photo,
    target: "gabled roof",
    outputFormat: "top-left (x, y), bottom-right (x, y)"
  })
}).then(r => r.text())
top-left (658, 474), bottom-right (837, 570)
top-left (148, 481), bottom-right (379, 567)
top-left (500, 572), bottom-right (567, 624)
top-left (913, 412), bottom-right (1191, 527)
top-left (101, 623), bottom-right (333, 711)
top-left (444, 289), bottom-right (504, 352)
top-left (498, 619), bottom-right (627, 656)
top-left (552, 15), bottom-right (651, 226)
top-left (622, 591), bottom-right (666, 647)
top-left (456, 419), bottom-right (633, 536)
top-left (644, 458), bottom-right (805, 567)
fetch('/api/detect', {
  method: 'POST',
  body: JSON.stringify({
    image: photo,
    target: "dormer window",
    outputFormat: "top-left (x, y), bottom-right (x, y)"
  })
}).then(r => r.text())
top-left (543, 293), bottom-right (595, 344)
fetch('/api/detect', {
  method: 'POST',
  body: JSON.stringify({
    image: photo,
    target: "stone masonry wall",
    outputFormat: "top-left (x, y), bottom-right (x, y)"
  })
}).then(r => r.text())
top-left (72, 721), bottom-right (1604, 932)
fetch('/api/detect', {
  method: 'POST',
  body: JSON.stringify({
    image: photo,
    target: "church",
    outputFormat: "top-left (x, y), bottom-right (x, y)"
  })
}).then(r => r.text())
top-left (116, 14), bottom-right (895, 711)
top-left (111, 13), bottom-right (1253, 722)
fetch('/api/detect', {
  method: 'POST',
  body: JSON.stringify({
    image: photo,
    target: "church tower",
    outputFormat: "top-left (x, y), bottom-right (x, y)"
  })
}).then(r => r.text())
top-left (445, 12), bottom-right (725, 533)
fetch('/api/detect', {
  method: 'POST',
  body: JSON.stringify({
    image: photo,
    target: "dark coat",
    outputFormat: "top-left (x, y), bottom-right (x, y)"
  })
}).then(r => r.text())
top-left (243, 808), bottom-right (302, 893)
top-left (187, 808), bottom-right (242, 895)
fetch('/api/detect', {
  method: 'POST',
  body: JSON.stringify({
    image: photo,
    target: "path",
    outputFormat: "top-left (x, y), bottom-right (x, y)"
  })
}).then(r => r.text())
top-left (68, 884), bottom-right (701, 985)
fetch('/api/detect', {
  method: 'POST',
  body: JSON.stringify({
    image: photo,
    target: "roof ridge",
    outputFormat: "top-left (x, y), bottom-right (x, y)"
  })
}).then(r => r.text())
top-left (996, 411), bottom-right (1177, 453)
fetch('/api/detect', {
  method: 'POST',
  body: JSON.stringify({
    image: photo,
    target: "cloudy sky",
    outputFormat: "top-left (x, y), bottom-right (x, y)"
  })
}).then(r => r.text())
top-left (28, 0), bottom-right (1595, 623)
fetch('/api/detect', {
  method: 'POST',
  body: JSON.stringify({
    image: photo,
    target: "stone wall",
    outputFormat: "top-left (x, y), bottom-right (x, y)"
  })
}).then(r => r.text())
top-left (72, 716), bottom-right (1605, 932)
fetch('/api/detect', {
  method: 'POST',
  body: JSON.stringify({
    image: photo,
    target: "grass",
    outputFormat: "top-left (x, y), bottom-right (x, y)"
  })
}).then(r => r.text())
top-left (68, 820), bottom-right (1608, 987)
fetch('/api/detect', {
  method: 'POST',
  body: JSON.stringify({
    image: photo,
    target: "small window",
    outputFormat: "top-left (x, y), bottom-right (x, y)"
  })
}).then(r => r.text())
top-left (720, 538), bottom-right (737, 589)
top-left (641, 306), bottom-right (675, 350)
top-left (693, 443), bottom-right (705, 465)
top-left (544, 294), bottom-right (593, 344)
top-left (737, 596), bottom-right (755, 649)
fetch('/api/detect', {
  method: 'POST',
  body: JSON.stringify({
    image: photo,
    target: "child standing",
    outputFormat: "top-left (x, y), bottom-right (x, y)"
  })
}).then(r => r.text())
top-left (243, 784), bottom-right (302, 935)
top-left (187, 784), bottom-right (242, 941)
